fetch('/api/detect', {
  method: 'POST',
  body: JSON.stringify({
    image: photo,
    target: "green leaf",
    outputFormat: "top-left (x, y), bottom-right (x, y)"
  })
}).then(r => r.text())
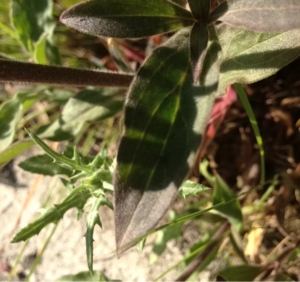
top-left (0, 96), bottom-right (22, 153)
top-left (213, 175), bottom-right (242, 232)
top-left (179, 180), bottom-right (210, 200)
top-left (12, 186), bottom-right (91, 242)
top-left (217, 25), bottom-right (300, 95)
top-left (85, 196), bottom-right (113, 272)
top-left (217, 265), bottom-right (263, 281)
top-left (10, 0), bottom-right (56, 53)
top-left (187, 0), bottom-right (210, 20)
top-left (57, 270), bottom-right (121, 282)
top-left (26, 131), bottom-right (93, 174)
top-left (114, 27), bottom-right (214, 253)
top-left (190, 22), bottom-right (208, 83)
top-left (0, 140), bottom-right (34, 167)
top-left (18, 154), bottom-right (73, 176)
top-left (60, 0), bottom-right (195, 38)
top-left (38, 88), bottom-right (124, 141)
top-left (213, 0), bottom-right (300, 33)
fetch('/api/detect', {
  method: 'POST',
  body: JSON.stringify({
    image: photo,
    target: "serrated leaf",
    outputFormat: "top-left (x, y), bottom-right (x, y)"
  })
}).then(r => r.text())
top-left (12, 187), bottom-right (91, 242)
top-left (86, 196), bottom-right (113, 272)
top-left (57, 270), bottom-right (121, 282)
top-left (114, 28), bottom-right (214, 253)
top-left (0, 140), bottom-right (34, 167)
top-left (217, 25), bottom-right (300, 95)
top-left (217, 265), bottom-right (263, 281)
top-left (213, 175), bottom-right (242, 232)
top-left (179, 180), bottom-right (210, 199)
top-left (60, 0), bottom-right (195, 38)
top-left (19, 154), bottom-right (72, 176)
top-left (213, 0), bottom-right (300, 33)
top-left (38, 88), bottom-right (124, 141)
top-left (11, 0), bottom-right (56, 53)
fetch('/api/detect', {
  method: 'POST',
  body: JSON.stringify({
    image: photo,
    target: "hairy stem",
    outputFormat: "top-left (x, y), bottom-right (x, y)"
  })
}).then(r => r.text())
top-left (0, 59), bottom-right (133, 87)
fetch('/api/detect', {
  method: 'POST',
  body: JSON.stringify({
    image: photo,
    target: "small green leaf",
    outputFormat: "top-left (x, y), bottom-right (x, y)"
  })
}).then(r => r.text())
top-left (38, 88), bottom-right (124, 141)
top-left (0, 96), bottom-right (22, 153)
top-left (85, 196), bottom-right (113, 272)
top-left (57, 270), bottom-right (121, 282)
top-left (217, 25), bottom-right (300, 95)
top-left (10, 0), bottom-right (56, 53)
top-left (60, 0), bottom-right (195, 38)
top-left (19, 154), bottom-right (72, 176)
top-left (0, 140), bottom-right (34, 167)
top-left (179, 180), bottom-right (210, 199)
top-left (213, 175), bottom-right (242, 232)
top-left (12, 186), bottom-right (91, 242)
top-left (213, 0), bottom-right (300, 33)
top-left (26, 131), bottom-right (93, 174)
top-left (217, 265), bottom-right (263, 281)
top-left (114, 27), bottom-right (214, 253)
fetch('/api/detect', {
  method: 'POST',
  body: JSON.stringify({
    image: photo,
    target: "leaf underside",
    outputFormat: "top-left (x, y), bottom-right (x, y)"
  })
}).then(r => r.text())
top-left (214, 0), bottom-right (300, 32)
top-left (60, 0), bottom-right (195, 38)
top-left (114, 27), bottom-right (214, 253)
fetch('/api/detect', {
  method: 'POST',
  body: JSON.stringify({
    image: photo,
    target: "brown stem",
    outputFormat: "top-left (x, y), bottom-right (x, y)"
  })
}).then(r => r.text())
top-left (0, 59), bottom-right (133, 88)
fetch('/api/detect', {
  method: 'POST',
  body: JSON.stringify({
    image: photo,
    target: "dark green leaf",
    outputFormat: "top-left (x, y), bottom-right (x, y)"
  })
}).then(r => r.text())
top-left (190, 22), bottom-right (208, 83)
top-left (11, 0), bottom-right (56, 52)
top-left (217, 25), bottom-right (300, 96)
top-left (0, 140), bottom-right (34, 167)
top-left (187, 0), bottom-right (210, 20)
top-left (114, 27), bottom-right (214, 253)
top-left (38, 88), bottom-right (124, 141)
top-left (12, 186), bottom-right (91, 242)
top-left (18, 154), bottom-right (72, 176)
top-left (57, 270), bottom-right (121, 282)
top-left (213, 175), bottom-right (242, 232)
top-left (179, 180), bottom-right (210, 199)
top-left (213, 0), bottom-right (300, 33)
top-left (217, 265), bottom-right (263, 281)
top-left (0, 96), bottom-right (22, 153)
top-left (60, 0), bottom-right (195, 38)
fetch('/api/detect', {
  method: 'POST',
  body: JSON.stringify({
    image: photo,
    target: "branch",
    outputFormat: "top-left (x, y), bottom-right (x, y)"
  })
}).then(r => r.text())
top-left (0, 59), bottom-right (133, 88)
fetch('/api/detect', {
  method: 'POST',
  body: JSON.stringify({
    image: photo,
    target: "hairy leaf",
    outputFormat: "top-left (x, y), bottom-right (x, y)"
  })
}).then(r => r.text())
top-left (212, 0), bottom-right (300, 33)
top-left (19, 154), bottom-right (72, 176)
top-left (11, 0), bottom-right (56, 53)
top-left (38, 88), bottom-right (124, 141)
top-left (114, 28), bottom-right (214, 253)
top-left (60, 0), bottom-right (195, 38)
top-left (12, 187), bottom-right (91, 242)
top-left (217, 24), bottom-right (300, 95)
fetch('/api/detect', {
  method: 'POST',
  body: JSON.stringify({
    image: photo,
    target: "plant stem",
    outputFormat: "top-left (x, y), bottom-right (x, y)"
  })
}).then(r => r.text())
top-left (234, 83), bottom-right (265, 185)
top-left (0, 59), bottom-right (133, 87)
